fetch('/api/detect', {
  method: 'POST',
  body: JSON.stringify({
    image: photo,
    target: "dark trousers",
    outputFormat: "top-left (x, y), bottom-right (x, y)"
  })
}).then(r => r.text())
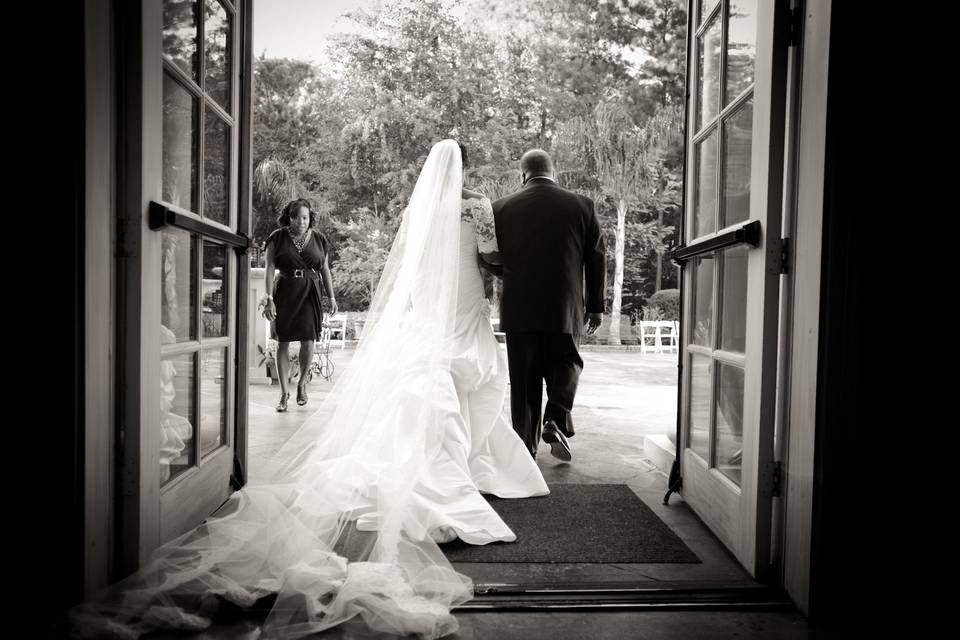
top-left (505, 332), bottom-right (584, 457)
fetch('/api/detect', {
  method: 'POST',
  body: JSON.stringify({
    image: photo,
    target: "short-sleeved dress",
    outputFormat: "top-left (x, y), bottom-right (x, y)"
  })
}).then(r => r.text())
top-left (265, 227), bottom-right (329, 343)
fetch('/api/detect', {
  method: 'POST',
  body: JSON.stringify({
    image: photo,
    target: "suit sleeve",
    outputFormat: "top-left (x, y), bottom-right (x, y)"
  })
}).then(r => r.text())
top-left (478, 254), bottom-right (503, 276)
top-left (583, 199), bottom-right (606, 314)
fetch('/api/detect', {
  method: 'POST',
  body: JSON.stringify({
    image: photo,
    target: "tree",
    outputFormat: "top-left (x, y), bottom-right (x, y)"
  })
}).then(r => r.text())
top-left (558, 102), bottom-right (647, 344)
top-left (328, 207), bottom-right (399, 311)
top-left (556, 101), bottom-right (682, 344)
top-left (248, 0), bottom-right (688, 314)
top-left (604, 0), bottom-right (688, 109)
top-left (251, 56), bottom-right (345, 244)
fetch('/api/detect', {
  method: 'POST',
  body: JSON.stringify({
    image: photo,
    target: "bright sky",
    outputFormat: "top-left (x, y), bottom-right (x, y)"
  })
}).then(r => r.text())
top-left (253, 0), bottom-right (650, 70)
top-left (253, 0), bottom-right (383, 64)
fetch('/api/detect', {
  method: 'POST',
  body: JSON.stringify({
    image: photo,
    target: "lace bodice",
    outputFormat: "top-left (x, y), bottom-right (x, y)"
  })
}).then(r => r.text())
top-left (460, 196), bottom-right (498, 253)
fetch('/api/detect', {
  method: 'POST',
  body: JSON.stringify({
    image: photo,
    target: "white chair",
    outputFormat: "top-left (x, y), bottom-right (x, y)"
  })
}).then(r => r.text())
top-left (640, 320), bottom-right (679, 354)
top-left (325, 312), bottom-right (348, 349)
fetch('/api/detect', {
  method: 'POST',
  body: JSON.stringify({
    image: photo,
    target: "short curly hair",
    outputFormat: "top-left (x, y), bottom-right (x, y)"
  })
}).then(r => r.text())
top-left (277, 198), bottom-right (319, 228)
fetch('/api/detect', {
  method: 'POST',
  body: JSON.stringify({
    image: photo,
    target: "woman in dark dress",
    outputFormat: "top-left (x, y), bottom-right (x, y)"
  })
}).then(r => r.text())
top-left (261, 199), bottom-right (338, 412)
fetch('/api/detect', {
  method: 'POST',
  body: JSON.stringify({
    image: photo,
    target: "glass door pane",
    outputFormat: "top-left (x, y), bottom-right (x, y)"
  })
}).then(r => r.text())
top-left (715, 363), bottom-right (744, 485)
top-left (720, 245), bottom-right (748, 353)
top-left (204, 0), bottom-right (232, 111)
top-left (160, 352), bottom-right (196, 485)
top-left (201, 347), bottom-right (227, 458)
top-left (694, 130), bottom-right (719, 237)
top-left (692, 255), bottom-right (715, 346)
top-left (722, 98), bottom-right (754, 227)
top-left (163, 0), bottom-right (199, 81)
top-left (202, 240), bottom-right (227, 337)
top-left (697, 16), bottom-right (722, 131)
top-left (700, 0), bottom-right (720, 25)
top-left (162, 73), bottom-right (199, 212)
top-left (161, 228), bottom-right (197, 342)
top-left (726, 0), bottom-right (758, 104)
top-left (689, 354), bottom-right (712, 461)
top-left (203, 110), bottom-right (231, 224)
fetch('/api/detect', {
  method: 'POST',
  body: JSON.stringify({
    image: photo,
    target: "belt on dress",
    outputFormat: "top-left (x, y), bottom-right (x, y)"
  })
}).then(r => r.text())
top-left (280, 268), bottom-right (318, 279)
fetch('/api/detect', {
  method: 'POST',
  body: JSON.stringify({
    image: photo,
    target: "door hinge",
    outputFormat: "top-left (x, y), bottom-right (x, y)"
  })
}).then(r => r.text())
top-left (772, 460), bottom-right (784, 498)
top-left (789, 6), bottom-right (803, 47)
top-left (779, 237), bottom-right (790, 274)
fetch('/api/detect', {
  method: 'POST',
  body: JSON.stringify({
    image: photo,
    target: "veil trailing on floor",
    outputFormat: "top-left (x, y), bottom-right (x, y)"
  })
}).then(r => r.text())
top-left (71, 140), bottom-right (472, 639)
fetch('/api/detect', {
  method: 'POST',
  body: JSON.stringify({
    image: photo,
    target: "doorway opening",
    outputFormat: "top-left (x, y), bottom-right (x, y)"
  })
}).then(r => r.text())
top-left (241, 0), bottom-right (786, 607)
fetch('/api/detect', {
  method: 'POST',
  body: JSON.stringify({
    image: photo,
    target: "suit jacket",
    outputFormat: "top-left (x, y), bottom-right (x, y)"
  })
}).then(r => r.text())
top-left (488, 177), bottom-right (606, 334)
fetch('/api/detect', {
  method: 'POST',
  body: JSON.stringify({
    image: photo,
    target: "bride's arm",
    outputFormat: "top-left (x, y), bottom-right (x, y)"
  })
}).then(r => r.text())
top-left (474, 197), bottom-right (501, 267)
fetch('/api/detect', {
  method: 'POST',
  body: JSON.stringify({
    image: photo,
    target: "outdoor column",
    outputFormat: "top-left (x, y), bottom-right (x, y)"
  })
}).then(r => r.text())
top-left (249, 267), bottom-right (273, 384)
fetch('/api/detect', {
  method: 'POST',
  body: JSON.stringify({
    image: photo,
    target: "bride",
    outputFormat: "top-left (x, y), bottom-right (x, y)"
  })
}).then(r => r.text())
top-left (70, 139), bottom-right (548, 639)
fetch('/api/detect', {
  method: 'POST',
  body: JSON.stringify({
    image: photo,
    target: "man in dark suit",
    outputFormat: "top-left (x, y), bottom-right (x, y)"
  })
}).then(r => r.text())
top-left (480, 149), bottom-right (606, 461)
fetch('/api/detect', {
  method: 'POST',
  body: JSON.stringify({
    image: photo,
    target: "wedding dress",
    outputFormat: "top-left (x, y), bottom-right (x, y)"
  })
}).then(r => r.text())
top-left (70, 139), bottom-right (547, 640)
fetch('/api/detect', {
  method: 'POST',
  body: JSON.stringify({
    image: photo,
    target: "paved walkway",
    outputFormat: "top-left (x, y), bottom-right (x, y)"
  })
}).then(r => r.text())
top-left (247, 346), bottom-right (679, 477)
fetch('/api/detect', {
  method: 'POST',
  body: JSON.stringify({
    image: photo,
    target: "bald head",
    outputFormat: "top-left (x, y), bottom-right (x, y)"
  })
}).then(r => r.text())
top-left (520, 149), bottom-right (554, 180)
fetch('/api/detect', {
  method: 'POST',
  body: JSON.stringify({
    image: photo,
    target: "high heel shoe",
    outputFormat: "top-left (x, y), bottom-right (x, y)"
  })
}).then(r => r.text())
top-left (276, 392), bottom-right (290, 412)
top-left (297, 382), bottom-right (308, 406)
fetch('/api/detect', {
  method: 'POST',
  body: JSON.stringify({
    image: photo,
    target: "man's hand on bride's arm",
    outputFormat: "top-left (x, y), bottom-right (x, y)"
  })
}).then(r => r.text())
top-left (477, 251), bottom-right (503, 276)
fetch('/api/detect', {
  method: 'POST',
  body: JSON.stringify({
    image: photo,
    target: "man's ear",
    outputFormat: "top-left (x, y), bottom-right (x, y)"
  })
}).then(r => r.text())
top-left (520, 171), bottom-right (527, 184)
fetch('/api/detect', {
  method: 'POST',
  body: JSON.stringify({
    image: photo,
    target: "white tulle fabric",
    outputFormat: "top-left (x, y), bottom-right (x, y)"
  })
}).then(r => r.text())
top-left (70, 139), bottom-right (547, 639)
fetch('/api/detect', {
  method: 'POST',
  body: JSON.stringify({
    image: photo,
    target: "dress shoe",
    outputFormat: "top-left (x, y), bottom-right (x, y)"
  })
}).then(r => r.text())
top-left (542, 420), bottom-right (571, 461)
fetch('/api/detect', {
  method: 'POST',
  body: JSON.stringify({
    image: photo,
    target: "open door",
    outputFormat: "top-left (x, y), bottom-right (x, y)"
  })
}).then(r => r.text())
top-left (116, 0), bottom-right (253, 572)
top-left (673, 0), bottom-right (790, 579)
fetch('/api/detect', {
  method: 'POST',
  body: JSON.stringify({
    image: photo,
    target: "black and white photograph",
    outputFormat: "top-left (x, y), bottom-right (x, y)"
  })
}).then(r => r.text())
top-left (49, 0), bottom-right (881, 637)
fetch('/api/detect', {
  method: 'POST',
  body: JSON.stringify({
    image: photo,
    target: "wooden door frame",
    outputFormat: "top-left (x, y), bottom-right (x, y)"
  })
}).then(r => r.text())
top-left (780, 0), bottom-right (831, 615)
top-left (83, 0), bottom-right (116, 592)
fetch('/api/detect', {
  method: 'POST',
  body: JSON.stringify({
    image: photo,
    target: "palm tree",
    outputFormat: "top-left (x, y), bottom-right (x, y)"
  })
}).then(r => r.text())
top-left (556, 102), bottom-right (682, 344)
top-left (252, 157), bottom-right (300, 253)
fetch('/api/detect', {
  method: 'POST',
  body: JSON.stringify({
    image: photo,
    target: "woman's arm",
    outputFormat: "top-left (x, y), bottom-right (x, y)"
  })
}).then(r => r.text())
top-left (320, 255), bottom-right (338, 315)
top-left (474, 197), bottom-right (502, 266)
top-left (262, 241), bottom-right (277, 321)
